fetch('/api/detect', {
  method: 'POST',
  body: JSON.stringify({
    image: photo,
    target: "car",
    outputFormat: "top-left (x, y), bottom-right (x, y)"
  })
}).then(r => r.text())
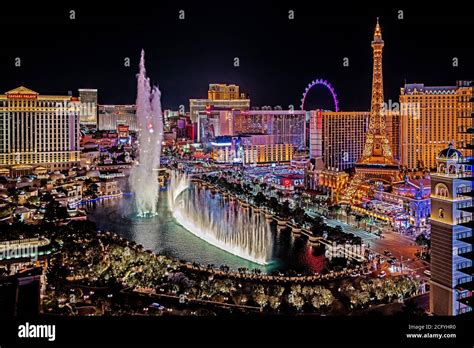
top-left (423, 270), bottom-right (432, 277)
top-left (383, 250), bottom-right (391, 255)
top-left (378, 271), bottom-right (387, 278)
top-left (149, 303), bottom-right (162, 309)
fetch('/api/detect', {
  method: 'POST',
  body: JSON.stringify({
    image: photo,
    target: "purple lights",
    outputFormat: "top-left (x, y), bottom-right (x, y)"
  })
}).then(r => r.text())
top-left (300, 79), bottom-right (340, 111)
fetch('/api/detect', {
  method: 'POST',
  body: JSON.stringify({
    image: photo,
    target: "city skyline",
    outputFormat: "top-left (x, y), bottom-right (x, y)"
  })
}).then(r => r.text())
top-left (1, 4), bottom-right (473, 110)
top-left (1, 4), bottom-right (474, 346)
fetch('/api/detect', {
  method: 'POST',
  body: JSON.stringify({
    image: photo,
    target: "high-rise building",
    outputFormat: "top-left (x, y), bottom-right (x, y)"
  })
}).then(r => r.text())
top-left (386, 110), bottom-right (401, 161)
top-left (210, 134), bottom-right (293, 165)
top-left (0, 86), bottom-right (81, 175)
top-left (98, 105), bottom-right (137, 132)
top-left (309, 110), bottom-right (369, 171)
top-left (197, 110), bottom-right (234, 143)
top-left (233, 110), bottom-right (306, 149)
top-left (240, 134), bottom-right (294, 165)
top-left (78, 89), bottom-right (98, 126)
top-left (189, 84), bottom-right (250, 122)
top-left (400, 82), bottom-right (473, 170)
top-left (208, 84), bottom-right (242, 100)
top-left (430, 144), bottom-right (473, 315)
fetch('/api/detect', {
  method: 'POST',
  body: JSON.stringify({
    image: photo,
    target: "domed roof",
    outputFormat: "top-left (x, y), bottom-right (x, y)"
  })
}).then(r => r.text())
top-left (86, 170), bottom-right (100, 178)
top-left (50, 171), bottom-right (66, 181)
top-left (438, 143), bottom-right (463, 159)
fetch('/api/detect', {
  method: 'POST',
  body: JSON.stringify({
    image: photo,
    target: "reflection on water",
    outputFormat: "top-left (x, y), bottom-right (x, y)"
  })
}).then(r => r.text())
top-left (86, 190), bottom-right (326, 274)
top-left (167, 172), bottom-right (273, 265)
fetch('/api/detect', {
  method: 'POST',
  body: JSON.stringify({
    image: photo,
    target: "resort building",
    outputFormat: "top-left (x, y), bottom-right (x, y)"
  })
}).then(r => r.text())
top-left (0, 86), bottom-right (81, 176)
top-left (430, 144), bottom-right (473, 315)
top-left (400, 81), bottom-right (473, 170)
top-left (98, 104), bottom-right (137, 132)
top-left (309, 110), bottom-right (369, 171)
top-left (78, 89), bottom-right (98, 126)
top-left (190, 84), bottom-right (250, 123)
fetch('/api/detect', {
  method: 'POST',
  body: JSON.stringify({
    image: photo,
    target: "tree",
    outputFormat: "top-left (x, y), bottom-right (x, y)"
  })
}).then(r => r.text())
top-left (415, 234), bottom-right (430, 248)
top-left (44, 200), bottom-right (67, 223)
top-left (28, 196), bottom-right (40, 206)
top-left (254, 192), bottom-right (267, 207)
top-left (268, 197), bottom-right (279, 213)
top-left (288, 292), bottom-right (305, 311)
top-left (85, 183), bottom-right (99, 198)
top-left (276, 191), bottom-right (284, 202)
top-left (279, 200), bottom-right (291, 219)
top-left (345, 205), bottom-right (352, 224)
top-left (400, 299), bottom-right (427, 316)
top-left (252, 285), bottom-right (268, 308)
top-left (268, 296), bottom-right (281, 310)
top-left (288, 284), bottom-right (305, 311)
top-left (310, 287), bottom-right (334, 309)
top-left (0, 207), bottom-right (13, 220)
top-left (293, 206), bottom-right (306, 225)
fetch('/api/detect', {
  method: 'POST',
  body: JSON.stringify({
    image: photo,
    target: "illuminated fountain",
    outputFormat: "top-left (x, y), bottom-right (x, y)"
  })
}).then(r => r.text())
top-left (129, 50), bottom-right (164, 216)
top-left (167, 171), bottom-right (273, 264)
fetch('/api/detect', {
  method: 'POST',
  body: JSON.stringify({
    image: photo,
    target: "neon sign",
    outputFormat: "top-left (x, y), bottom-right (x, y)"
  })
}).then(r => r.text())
top-left (7, 94), bottom-right (37, 99)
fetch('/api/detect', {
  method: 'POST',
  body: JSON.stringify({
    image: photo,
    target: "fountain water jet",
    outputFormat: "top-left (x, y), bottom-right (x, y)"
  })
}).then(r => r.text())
top-left (129, 50), bottom-right (164, 216)
top-left (167, 171), bottom-right (273, 264)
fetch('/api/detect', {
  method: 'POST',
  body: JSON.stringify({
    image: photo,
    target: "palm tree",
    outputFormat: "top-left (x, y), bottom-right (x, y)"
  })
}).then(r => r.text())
top-left (334, 204), bottom-right (343, 220)
top-left (345, 205), bottom-right (352, 224)
top-left (276, 191), bottom-right (284, 202)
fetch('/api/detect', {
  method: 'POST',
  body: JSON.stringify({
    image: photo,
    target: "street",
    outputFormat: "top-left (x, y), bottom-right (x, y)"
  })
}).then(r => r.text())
top-left (307, 210), bottom-right (430, 282)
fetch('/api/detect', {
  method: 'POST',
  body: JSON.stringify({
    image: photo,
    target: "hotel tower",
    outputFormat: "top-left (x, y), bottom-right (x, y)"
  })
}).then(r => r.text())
top-left (0, 86), bottom-right (81, 176)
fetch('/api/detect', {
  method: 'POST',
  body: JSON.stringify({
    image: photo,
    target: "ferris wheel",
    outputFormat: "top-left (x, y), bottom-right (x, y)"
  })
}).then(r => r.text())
top-left (300, 79), bottom-right (339, 111)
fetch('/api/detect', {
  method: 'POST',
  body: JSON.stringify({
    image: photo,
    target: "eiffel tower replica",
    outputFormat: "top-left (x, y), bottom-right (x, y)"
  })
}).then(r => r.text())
top-left (342, 19), bottom-right (401, 204)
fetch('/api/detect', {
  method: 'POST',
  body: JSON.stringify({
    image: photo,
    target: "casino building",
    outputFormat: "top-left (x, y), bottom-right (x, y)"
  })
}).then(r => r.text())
top-left (400, 81), bottom-right (473, 170)
top-left (0, 87), bottom-right (81, 176)
top-left (98, 104), bottom-right (137, 132)
top-left (430, 144), bottom-right (473, 315)
top-left (190, 84), bottom-right (250, 123)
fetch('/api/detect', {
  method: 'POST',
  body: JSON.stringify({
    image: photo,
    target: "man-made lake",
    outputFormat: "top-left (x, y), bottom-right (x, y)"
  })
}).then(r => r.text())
top-left (87, 184), bottom-right (326, 274)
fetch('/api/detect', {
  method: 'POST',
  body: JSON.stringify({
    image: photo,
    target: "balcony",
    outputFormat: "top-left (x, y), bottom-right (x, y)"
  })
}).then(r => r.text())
top-left (458, 204), bottom-right (474, 212)
top-left (458, 234), bottom-right (474, 244)
top-left (456, 279), bottom-right (474, 292)
top-left (457, 216), bottom-right (474, 228)
top-left (458, 265), bottom-right (474, 276)
top-left (456, 159), bottom-right (474, 167)
top-left (457, 295), bottom-right (473, 311)
top-left (457, 188), bottom-right (474, 197)
top-left (458, 249), bottom-right (474, 260)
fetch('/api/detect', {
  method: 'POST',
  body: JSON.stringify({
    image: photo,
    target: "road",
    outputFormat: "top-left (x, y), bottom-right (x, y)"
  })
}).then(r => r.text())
top-left (307, 210), bottom-right (430, 281)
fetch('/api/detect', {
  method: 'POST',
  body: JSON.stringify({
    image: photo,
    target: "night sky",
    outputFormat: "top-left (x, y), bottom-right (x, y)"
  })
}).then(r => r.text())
top-left (1, 2), bottom-right (473, 111)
